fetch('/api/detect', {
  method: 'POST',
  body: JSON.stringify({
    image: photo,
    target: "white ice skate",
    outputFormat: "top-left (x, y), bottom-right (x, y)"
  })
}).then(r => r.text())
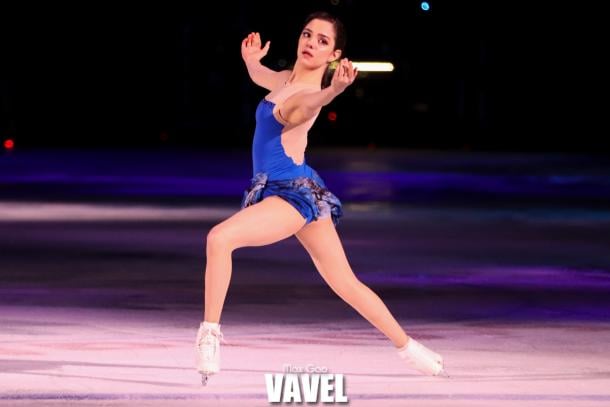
top-left (195, 321), bottom-right (226, 385)
top-left (398, 337), bottom-right (448, 377)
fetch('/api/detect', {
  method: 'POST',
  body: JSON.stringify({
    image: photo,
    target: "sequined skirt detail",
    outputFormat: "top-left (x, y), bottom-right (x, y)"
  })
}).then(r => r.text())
top-left (240, 171), bottom-right (343, 226)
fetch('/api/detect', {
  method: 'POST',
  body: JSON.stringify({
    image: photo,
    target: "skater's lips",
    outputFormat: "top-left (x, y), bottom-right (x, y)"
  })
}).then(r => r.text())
top-left (302, 50), bottom-right (313, 57)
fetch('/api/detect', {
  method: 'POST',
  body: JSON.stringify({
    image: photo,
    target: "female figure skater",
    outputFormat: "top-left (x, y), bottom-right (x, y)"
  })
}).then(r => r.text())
top-left (195, 11), bottom-right (446, 385)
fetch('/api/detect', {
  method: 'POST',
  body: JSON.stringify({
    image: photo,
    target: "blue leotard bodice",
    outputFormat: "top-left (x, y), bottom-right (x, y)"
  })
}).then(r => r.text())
top-left (251, 98), bottom-right (316, 181)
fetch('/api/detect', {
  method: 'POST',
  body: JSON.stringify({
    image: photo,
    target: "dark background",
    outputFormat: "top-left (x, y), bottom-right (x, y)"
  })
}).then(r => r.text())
top-left (1, 0), bottom-right (607, 152)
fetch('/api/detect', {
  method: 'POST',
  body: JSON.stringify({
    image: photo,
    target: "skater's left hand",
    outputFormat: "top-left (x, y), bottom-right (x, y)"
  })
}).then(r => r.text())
top-left (330, 58), bottom-right (358, 95)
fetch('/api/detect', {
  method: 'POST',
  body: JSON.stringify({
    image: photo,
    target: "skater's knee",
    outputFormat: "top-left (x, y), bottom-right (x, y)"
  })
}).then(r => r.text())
top-left (206, 225), bottom-right (235, 252)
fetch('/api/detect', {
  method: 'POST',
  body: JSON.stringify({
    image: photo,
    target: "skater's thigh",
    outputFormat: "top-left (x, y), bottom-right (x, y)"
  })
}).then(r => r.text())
top-left (209, 195), bottom-right (306, 249)
top-left (295, 217), bottom-right (357, 283)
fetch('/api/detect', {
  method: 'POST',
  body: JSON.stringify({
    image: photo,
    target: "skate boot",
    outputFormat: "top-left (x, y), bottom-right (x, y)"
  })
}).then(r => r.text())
top-left (398, 337), bottom-right (448, 377)
top-left (195, 321), bottom-right (226, 385)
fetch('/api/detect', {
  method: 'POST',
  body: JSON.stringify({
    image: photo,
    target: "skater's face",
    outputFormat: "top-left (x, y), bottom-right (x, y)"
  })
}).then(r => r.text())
top-left (296, 19), bottom-right (342, 68)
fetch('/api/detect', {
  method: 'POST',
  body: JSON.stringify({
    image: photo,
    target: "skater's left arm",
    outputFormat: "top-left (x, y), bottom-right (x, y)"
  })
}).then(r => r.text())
top-left (279, 58), bottom-right (358, 126)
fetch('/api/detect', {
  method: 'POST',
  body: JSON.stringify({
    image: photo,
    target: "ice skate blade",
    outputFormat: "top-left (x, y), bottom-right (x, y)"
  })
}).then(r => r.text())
top-left (201, 374), bottom-right (210, 386)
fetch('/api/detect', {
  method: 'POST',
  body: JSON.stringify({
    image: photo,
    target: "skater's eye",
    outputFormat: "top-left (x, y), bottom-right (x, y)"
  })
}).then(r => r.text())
top-left (302, 29), bottom-right (330, 46)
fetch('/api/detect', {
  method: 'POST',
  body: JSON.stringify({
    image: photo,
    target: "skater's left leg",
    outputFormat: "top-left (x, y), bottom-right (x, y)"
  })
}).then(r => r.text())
top-left (294, 217), bottom-right (409, 349)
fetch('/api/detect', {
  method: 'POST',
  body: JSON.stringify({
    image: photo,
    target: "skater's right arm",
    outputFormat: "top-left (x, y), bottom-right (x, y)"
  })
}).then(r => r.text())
top-left (241, 32), bottom-right (290, 91)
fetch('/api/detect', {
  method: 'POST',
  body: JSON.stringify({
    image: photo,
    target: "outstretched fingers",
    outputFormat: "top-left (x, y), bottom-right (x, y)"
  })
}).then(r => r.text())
top-left (348, 60), bottom-right (358, 81)
top-left (241, 32), bottom-right (270, 61)
top-left (252, 32), bottom-right (261, 47)
top-left (241, 33), bottom-right (253, 50)
top-left (343, 59), bottom-right (357, 83)
top-left (331, 58), bottom-right (358, 92)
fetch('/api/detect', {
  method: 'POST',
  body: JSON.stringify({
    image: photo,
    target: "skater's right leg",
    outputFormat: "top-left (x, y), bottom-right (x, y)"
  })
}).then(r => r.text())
top-left (203, 196), bottom-right (307, 322)
top-left (197, 196), bottom-right (306, 384)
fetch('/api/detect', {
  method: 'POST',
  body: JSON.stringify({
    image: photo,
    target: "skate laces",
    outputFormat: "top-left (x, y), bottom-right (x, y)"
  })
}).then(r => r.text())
top-left (197, 328), bottom-right (227, 359)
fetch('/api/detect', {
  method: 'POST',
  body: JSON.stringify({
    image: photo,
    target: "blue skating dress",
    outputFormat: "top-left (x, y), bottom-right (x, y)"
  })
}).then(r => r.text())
top-left (240, 83), bottom-right (343, 226)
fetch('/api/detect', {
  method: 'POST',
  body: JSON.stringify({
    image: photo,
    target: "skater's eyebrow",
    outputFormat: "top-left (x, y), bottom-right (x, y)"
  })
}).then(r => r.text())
top-left (303, 28), bottom-right (331, 41)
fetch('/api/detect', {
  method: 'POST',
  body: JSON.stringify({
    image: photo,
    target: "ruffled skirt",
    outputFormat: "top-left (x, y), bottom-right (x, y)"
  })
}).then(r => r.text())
top-left (240, 171), bottom-right (343, 226)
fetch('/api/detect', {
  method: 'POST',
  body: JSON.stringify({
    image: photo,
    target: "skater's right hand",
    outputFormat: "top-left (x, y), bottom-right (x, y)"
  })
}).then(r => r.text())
top-left (241, 32), bottom-right (270, 64)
